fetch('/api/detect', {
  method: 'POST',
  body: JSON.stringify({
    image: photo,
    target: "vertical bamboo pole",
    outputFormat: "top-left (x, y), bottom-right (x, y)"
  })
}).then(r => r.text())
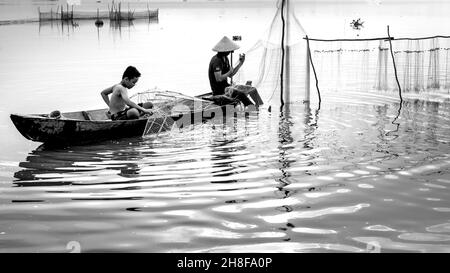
top-left (284, 0), bottom-right (290, 105)
top-left (280, 0), bottom-right (286, 107)
top-left (306, 36), bottom-right (321, 107)
top-left (387, 25), bottom-right (403, 103)
top-left (304, 37), bottom-right (311, 102)
top-left (230, 52), bottom-right (234, 85)
top-left (119, 2), bottom-right (121, 21)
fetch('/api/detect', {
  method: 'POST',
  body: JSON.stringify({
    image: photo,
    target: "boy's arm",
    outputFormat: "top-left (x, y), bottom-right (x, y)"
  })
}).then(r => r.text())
top-left (100, 85), bottom-right (114, 107)
top-left (119, 88), bottom-right (152, 114)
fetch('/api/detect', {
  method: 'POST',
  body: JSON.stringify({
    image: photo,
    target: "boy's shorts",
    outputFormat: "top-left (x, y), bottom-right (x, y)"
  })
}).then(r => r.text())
top-left (110, 109), bottom-right (129, 121)
top-left (110, 103), bottom-right (146, 121)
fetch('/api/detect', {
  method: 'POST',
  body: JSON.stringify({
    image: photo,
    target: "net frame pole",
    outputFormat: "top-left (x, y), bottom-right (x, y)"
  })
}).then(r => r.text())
top-left (387, 25), bottom-right (403, 103)
top-left (284, 0), bottom-right (290, 105)
top-left (280, 0), bottom-right (286, 107)
top-left (230, 52), bottom-right (233, 85)
top-left (304, 37), bottom-right (311, 102)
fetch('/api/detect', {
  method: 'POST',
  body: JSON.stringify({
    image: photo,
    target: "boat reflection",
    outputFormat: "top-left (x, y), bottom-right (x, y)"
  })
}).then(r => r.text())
top-left (13, 137), bottom-right (153, 187)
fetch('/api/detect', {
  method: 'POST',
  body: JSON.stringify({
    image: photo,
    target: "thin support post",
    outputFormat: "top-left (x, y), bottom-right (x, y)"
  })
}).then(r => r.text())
top-left (306, 36), bottom-right (321, 107)
top-left (119, 2), bottom-right (121, 20)
top-left (230, 52), bottom-right (233, 85)
top-left (387, 25), bottom-right (403, 103)
top-left (304, 37), bottom-right (311, 102)
top-left (284, 0), bottom-right (290, 105)
top-left (280, 0), bottom-right (286, 108)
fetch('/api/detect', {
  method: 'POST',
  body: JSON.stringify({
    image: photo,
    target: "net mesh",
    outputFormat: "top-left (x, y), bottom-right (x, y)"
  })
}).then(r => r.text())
top-left (235, 0), bottom-right (450, 107)
top-left (235, 0), bottom-right (307, 107)
top-left (131, 89), bottom-right (214, 136)
top-left (309, 37), bottom-right (450, 94)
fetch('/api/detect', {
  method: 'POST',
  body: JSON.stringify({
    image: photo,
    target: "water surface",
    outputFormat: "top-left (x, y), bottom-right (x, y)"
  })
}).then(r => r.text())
top-left (1, 0), bottom-right (450, 253)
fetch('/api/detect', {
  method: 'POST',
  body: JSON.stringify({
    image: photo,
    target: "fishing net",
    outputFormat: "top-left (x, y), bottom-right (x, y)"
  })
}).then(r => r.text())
top-left (235, 0), bottom-right (308, 107)
top-left (131, 89), bottom-right (214, 136)
top-left (308, 39), bottom-right (385, 93)
top-left (235, 0), bottom-right (450, 107)
top-left (308, 37), bottom-right (450, 94)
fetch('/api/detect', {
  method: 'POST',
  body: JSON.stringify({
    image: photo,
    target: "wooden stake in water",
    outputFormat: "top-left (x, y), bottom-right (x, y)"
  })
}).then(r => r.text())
top-left (280, 0), bottom-right (286, 107)
top-left (387, 25), bottom-right (403, 103)
top-left (230, 52), bottom-right (233, 85)
top-left (306, 35), bottom-right (321, 108)
top-left (304, 37), bottom-right (311, 103)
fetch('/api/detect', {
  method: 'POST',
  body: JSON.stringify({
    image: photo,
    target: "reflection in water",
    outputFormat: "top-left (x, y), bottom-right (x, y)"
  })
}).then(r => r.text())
top-left (276, 102), bottom-right (323, 238)
top-left (37, 18), bottom-right (159, 41)
top-left (385, 101), bottom-right (403, 139)
top-left (38, 19), bottom-right (80, 36)
top-left (3, 98), bottom-right (450, 252)
top-left (109, 19), bottom-right (134, 39)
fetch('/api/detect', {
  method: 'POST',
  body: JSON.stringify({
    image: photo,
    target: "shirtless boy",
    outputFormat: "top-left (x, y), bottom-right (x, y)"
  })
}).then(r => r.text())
top-left (100, 66), bottom-right (153, 120)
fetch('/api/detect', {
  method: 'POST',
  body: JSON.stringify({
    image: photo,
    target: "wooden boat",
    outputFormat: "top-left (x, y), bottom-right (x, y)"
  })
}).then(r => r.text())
top-left (10, 91), bottom-right (234, 145)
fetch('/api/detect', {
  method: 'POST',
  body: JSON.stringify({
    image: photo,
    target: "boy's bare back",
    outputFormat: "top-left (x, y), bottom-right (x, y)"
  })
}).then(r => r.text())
top-left (108, 84), bottom-right (128, 115)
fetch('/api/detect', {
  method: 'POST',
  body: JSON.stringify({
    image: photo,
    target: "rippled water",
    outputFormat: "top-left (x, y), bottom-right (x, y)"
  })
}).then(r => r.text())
top-left (1, 0), bottom-right (450, 253)
top-left (1, 92), bottom-right (450, 253)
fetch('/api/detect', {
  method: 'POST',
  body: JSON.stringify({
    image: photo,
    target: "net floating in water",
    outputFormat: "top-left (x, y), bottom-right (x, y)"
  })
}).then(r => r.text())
top-left (130, 89), bottom-right (215, 137)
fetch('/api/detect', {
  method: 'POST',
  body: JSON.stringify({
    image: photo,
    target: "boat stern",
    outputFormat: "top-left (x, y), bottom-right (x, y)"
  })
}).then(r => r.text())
top-left (10, 113), bottom-right (70, 143)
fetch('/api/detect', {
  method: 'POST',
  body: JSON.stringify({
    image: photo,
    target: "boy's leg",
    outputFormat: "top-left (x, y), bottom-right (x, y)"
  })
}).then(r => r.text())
top-left (136, 102), bottom-right (154, 117)
top-left (126, 108), bottom-right (140, 119)
top-left (139, 102), bottom-right (154, 109)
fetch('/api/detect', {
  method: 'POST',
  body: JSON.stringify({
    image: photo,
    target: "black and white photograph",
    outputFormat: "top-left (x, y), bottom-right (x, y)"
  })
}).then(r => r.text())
top-left (0, 0), bottom-right (449, 258)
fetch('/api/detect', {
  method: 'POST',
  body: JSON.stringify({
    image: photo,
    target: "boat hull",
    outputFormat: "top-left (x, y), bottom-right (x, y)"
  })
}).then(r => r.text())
top-left (10, 114), bottom-right (150, 144)
top-left (10, 103), bottom-right (235, 145)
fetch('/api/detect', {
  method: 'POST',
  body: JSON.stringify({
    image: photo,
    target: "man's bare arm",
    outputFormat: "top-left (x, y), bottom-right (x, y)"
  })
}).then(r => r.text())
top-left (100, 85), bottom-right (115, 107)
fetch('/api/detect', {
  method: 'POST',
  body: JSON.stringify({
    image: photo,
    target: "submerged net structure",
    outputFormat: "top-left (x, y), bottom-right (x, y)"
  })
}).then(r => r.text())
top-left (235, 0), bottom-right (450, 109)
top-left (38, 3), bottom-right (158, 21)
top-left (235, 0), bottom-right (307, 107)
top-left (131, 89), bottom-right (214, 136)
top-left (310, 36), bottom-right (450, 94)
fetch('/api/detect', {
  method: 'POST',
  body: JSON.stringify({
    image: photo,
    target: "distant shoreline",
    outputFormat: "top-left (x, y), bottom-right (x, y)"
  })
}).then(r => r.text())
top-left (0, 19), bottom-right (39, 25)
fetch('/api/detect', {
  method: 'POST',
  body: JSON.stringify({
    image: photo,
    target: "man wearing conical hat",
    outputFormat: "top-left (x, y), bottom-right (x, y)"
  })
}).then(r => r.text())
top-left (208, 36), bottom-right (253, 106)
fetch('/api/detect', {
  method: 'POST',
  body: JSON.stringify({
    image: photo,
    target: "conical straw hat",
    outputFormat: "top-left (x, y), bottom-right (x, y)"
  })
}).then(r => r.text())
top-left (212, 36), bottom-right (240, 52)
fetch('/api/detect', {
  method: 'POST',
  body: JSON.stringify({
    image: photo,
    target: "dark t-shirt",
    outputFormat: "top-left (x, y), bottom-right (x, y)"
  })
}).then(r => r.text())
top-left (208, 54), bottom-right (230, 95)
